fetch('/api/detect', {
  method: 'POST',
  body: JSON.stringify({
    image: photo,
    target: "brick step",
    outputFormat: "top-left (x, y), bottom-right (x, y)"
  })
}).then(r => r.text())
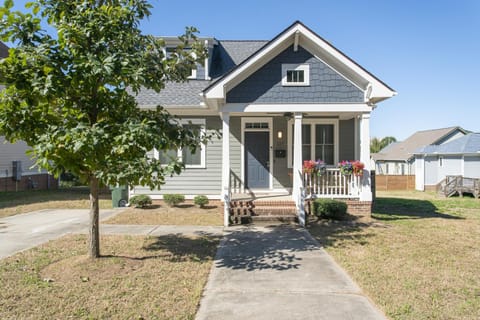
top-left (250, 206), bottom-right (297, 216)
top-left (251, 201), bottom-right (296, 207)
top-left (251, 215), bottom-right (297, 223)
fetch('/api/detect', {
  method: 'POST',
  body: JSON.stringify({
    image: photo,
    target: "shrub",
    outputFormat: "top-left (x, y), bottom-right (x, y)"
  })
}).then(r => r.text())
top-left (163, 194), bottom-right (185, 207)
top-left (193, 195), bottom-right (209, 208)
top-left (313, 199), bottom-right (347, 220)
top-left (129, 194), bottom-right (152, 208)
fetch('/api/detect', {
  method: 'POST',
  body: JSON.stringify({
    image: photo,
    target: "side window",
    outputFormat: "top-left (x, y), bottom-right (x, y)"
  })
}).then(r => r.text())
top-left (157, 120), bottom-right (206, 168)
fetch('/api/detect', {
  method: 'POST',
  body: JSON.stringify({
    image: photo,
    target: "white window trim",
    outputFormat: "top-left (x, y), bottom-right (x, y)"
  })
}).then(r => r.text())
top-left (155, 118), bottom-right (206, 169)
top-left (241, 117), bottom-right (273, 190)
top-left (287, 118), bottom-right (339, 168)
top-left (282, 63), bottom-right (310, 86)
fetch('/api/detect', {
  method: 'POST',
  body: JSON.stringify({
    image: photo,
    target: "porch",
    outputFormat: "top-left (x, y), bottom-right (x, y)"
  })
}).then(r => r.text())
top-left (220, 111), bottom-right (373, 227)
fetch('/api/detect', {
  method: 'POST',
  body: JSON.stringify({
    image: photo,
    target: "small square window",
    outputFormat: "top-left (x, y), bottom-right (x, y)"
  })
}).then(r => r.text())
top-left (282, 64), bottom-right (310, 86)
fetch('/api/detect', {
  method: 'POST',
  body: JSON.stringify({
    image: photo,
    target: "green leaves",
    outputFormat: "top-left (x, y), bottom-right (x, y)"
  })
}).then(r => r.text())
top-left (0, 0), bottom-right (210, 190)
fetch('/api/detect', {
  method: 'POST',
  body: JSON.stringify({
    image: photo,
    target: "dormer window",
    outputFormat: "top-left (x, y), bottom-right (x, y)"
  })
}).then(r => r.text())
top-left (282, 64), bottom-right (310, 86)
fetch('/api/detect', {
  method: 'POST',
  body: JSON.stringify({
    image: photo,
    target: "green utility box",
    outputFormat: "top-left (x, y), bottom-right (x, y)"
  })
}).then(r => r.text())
top-left (111, 186), bottom-right (128, 207)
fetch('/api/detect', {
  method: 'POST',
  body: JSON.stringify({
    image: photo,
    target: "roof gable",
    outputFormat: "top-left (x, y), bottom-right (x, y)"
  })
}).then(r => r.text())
top-left (373, 127), bottom-right (468, 161)
top-left (204, 21), bottom-right (396, 104)
top-left (416, 133), bottom-right (480, 155)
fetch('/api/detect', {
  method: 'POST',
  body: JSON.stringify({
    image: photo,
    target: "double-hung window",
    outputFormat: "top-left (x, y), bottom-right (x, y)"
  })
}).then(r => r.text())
top-left (157, 119), bottom-right (206, 168)
top-left (288, 119), bottom-right (338, 167)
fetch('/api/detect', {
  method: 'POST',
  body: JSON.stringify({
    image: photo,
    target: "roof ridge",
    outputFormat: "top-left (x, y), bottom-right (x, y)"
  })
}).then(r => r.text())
top-left (218, 40), bottom-right (269, 42)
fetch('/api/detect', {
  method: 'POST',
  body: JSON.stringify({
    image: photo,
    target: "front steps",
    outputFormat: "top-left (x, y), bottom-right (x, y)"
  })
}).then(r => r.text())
top-left (229, 199), bottom-right (297, 224)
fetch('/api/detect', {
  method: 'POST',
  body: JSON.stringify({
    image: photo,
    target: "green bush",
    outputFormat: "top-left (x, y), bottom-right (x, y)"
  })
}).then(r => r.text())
top-left (129, 194), bottom-right (152, 208)
top-left (163, 194), bottom-right (185, 207)
top-left (193, 195), bottom-right (209, 208)
top-left (313, 199), bottom-right (348, 220)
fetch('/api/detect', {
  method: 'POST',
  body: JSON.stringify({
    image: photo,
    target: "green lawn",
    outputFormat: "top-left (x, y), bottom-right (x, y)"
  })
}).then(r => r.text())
top-left (0, 188), bottom-right (112, 218)
top-left (308, 191), bottom-right (480, 320)
top-left (0, 234), bottom-right (219, 319)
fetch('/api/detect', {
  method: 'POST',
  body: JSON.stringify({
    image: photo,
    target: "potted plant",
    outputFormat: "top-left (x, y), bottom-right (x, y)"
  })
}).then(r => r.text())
top-left (303, 159), bottom-right (326, 176)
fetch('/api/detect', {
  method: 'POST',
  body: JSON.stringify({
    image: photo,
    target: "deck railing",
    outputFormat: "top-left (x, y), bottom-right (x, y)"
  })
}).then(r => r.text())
top-left (303, 168), bottom-right (362, 199)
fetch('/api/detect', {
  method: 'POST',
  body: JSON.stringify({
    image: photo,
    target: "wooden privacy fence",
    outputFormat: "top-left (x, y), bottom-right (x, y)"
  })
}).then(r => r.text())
top-left (375, 175), bottom-right (415, 191)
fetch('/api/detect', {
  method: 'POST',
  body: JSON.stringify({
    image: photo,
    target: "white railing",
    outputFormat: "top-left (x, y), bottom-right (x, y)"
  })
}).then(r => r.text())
top-left (303, 168), bottom-right (362, 199)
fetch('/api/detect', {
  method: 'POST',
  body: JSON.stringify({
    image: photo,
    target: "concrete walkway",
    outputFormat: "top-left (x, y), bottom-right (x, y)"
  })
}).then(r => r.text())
top-left (0, 209), bottom-right (119, 259)
top-left (195, 224), bottom-right (386, 320)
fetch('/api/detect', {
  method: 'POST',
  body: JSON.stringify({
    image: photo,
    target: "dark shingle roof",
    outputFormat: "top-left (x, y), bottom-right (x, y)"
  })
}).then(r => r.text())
top-left (135, 80), bottom-right (210, 107)
top-left (135, 40), bottom-right (267, 107)
top-left (416, 133), bottom-right (480, 154)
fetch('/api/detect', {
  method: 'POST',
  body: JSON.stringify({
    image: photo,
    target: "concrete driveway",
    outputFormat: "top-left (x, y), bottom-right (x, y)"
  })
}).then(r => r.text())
top-left (0, 209), bottom-right (118, 259)
top-left (195, 224), bottom-right (386, 320)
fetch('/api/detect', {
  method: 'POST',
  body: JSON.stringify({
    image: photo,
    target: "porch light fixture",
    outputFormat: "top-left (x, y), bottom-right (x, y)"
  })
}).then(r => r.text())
top-left (277, 130), bottom-right (283, 140)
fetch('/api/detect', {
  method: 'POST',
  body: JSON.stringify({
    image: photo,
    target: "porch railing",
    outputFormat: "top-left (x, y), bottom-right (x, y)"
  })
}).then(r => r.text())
top-left (303, 168), bottom-right (362, 199)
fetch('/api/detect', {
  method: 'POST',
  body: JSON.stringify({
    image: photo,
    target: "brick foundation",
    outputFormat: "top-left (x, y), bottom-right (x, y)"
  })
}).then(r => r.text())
top-left (343, 200), bottom-right (372, 216)
top-left (0, 173), bottom-right (58, 192)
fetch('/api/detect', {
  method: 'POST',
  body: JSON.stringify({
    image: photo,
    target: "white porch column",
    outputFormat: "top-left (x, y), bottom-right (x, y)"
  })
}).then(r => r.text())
top-left (359, 113), bottom-right (372, 201)
top-left (292, 112), bottom-right (305, 226)
top-left (221, 112), bottom-right (230, 227)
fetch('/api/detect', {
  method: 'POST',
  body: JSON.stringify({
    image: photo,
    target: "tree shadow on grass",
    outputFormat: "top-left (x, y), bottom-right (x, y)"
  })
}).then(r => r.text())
top-left (139, 233), bottom-right (222, 262)
top-left (307, 217), bottom-right (377, 250)
top-left (373, 197), bottom-right (464, 221)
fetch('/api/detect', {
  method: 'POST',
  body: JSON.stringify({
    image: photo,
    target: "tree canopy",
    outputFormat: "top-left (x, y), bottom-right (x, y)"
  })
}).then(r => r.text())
top-left (0, 0), bottom-right (209, 257)
top-left (371, 136), bottom-right (397, 154)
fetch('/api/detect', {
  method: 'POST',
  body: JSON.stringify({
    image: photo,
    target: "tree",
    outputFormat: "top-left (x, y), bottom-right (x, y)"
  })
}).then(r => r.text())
top-left (371, 136), bottom-right (397, 153)
top-left (0, 0), bottom-right (208, 258)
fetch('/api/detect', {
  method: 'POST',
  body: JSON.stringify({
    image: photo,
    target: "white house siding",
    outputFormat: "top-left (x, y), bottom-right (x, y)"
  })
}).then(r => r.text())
top-left (464, 156), bottom-right (480, 178)
top-left (0, 136), bottom-right (43, 178)
top-left (424, 156), bottom-right (438, 186)
top-left (134, 116), bottom-right (223, 198)
top-left (438, 156), bottom-right (463, 180)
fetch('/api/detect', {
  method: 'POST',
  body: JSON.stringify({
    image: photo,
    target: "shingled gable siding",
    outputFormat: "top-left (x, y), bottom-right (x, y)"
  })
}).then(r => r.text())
top-left (226, 45), bottom-right (364, 104)
top-left (135, 116), bottom-right (223, 197)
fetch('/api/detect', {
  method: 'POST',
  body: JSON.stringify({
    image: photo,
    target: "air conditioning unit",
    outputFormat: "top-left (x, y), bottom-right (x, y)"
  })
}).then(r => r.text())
top-left (12, 161), bottom-right (22, 181)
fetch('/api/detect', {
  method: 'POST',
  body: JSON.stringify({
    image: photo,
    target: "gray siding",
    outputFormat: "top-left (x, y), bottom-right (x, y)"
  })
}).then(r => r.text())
top-left (339, 119), bottom-right (355, 161)
top-left (273, 116), bottom-right (291, 188)
top-left (229, 117), bottom-right (242, 181)
top-left (226, 45), bottom-right (364, 104)
top-left (464, 156), bottom-right (480, 178)
top-left (135, 116), bottom-right (222, 196)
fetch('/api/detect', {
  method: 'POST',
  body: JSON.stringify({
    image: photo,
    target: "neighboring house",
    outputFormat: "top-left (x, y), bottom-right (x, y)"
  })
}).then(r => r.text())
top-left (0, 41), bottom-right (57, 191)
top-left (131, 21), bottom-right (397, 225)
top-left (372, 126), bottom-right (468, 175)
top-left (414, 133), bottom-right (480, 191)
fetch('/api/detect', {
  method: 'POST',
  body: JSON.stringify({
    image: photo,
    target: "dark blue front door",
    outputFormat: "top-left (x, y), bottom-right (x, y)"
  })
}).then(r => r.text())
top-left (245, 131), bottom-right (269, 189)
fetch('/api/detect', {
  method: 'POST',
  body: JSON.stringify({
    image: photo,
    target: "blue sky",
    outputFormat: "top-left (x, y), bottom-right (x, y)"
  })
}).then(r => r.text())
top-left (10, 0), bottom-right (480, 140)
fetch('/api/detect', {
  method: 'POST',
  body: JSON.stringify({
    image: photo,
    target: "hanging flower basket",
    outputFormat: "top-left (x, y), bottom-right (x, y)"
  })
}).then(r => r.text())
top-left (338, 160), bottom-right (364, 176)
top-left (303, 159), bottom-right (326, 176)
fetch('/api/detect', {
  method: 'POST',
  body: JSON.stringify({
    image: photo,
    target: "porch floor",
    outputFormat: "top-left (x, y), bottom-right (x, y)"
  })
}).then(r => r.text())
top-left (230, 191), bottom-right (292, 202)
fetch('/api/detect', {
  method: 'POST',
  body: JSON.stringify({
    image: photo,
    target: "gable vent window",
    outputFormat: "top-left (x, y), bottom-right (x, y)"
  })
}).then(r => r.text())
top-left (282, 64), bottom-right (310, 86)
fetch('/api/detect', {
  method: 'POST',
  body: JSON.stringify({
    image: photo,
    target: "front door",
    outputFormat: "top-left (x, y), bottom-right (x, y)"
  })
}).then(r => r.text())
top-left (245, 131), bottom-right (270, 189)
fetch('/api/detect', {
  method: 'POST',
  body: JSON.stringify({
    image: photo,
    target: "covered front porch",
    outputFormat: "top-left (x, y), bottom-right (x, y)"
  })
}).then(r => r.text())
top-left (220, 110), bottom-right (373, 226)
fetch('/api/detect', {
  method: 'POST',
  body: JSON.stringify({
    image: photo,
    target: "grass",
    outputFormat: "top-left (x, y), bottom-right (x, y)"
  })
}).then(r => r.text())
top-left (308, 190), bottom-right (480, 320)
top-left (0, 188), bottom-right (112, 218)
top-left (0, 233), bottom-right (220, 319)
top-left (105, 202), bottom-right (224, 226)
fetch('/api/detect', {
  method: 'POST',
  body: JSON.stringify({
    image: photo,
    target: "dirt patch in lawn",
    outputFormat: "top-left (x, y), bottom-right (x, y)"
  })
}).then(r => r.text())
top-left (105, 201), bottom-right (224, 226)
top-left (308, 193), bottom-right (480, 320)
top-left (0, 233), bottom-right (220, 319)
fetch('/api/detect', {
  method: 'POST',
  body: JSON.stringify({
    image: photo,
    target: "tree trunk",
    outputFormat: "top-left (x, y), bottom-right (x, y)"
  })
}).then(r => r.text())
top-left (89, 176), bottom-right (100, 258)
